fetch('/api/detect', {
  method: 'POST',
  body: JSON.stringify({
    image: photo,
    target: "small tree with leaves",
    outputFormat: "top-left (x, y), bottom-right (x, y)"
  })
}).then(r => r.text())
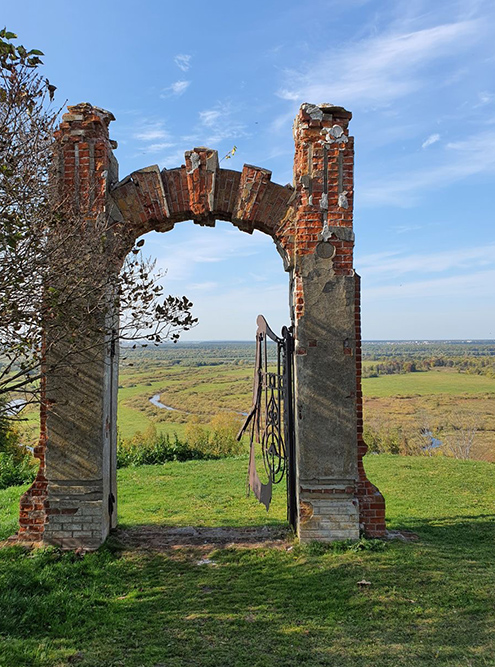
top-left (0, 29), bottom-right (197, 419)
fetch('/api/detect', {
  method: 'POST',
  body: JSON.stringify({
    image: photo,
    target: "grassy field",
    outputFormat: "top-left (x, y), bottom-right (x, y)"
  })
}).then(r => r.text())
top-left (114, 356), bottom-right (495, 461)
top-left (15, 345), bottom-right (495, 461)
top-left (362, 368), bottom-right (495, 397)
top-left (1, 454), bottom-right (495, 666)
top-left (116, 358), bottom-right (254, 440)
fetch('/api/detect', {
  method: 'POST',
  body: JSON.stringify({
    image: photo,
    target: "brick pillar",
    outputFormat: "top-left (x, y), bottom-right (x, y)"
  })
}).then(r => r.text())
top-left (14, 350), bottom-right (48, 544)
top-left (291, 103), bottom-right (385, 540)
top-left (354, 274), bottom-right (386, 536)
top-left (15, 104), bottom-right (120, 549)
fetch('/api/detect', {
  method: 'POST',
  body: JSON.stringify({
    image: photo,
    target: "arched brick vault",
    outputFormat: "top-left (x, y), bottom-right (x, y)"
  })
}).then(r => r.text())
top-left (111, 155), bottom-right (295, 246)
top-left (13, 102), bottom-right (386, 549)
top-left (108, 153), bottom-right (297, 282)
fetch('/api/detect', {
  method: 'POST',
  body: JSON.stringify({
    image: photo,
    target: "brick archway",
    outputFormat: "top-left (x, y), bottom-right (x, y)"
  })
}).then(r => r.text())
top-left (16, 102), bottom-right (385, 549)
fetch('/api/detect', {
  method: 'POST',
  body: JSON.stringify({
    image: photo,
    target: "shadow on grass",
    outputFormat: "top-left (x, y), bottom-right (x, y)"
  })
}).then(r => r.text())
top-left (1, 522), bottom-right (494, 667)
top-left (390, 513), bottom-right (495, 554)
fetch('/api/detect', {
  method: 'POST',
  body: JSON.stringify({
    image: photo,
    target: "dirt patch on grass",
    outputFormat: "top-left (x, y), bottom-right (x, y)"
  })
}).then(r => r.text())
top-left (113, 524), bottom-right (292, 552)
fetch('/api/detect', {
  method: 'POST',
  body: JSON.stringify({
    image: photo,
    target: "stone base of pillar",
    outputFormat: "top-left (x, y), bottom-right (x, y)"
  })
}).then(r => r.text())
top-left (298, 484), bottom-right (360, 542)
top-left (41, 482), bottom-right (109, 550)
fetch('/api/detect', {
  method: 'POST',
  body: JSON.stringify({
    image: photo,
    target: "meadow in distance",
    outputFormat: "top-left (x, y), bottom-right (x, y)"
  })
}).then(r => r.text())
top-left (109, 339), bottom-right (495, 463)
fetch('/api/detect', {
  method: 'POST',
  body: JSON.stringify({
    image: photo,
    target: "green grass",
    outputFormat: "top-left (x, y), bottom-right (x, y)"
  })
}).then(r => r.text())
top-left (118, 457), bottom-right (286, 528)
top-left (363, 368), bottom-right (495, 397)
top-left (115, 362), bottom-right (253, 439)
top-left (116, 404), bottom-right (158, 438)
top-left (116, 405), bottom-right (188, 441)
top-left (0, 485), bottom-right (28, 541)
top-left (1, 455), bottom-right (495, 666)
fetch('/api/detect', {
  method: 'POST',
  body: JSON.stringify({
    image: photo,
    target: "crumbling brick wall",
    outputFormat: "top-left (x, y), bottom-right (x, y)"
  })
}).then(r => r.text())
top-left (13, 101), bottom-right (385, 548)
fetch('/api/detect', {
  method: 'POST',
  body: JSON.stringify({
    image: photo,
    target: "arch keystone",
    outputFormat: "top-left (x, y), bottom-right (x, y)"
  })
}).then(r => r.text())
top-left (184, 147), bottom-right (219, 223)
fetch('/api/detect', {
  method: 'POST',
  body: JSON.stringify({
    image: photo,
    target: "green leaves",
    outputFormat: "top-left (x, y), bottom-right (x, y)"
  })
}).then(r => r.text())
top-left (0, 30), bottom-right (18, 40)
top-left (0, 29), bottom-right (56, 410)
top-left (0, 27), bottom-right (45, 71)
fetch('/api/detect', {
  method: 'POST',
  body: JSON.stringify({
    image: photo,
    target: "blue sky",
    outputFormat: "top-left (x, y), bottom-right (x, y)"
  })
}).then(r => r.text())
top-left (4, 0), bottom-right (495, 340)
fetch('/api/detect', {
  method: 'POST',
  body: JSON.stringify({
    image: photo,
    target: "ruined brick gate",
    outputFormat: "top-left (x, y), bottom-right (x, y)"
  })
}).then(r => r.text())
top-left (16, 102), bottom-right (386, 549)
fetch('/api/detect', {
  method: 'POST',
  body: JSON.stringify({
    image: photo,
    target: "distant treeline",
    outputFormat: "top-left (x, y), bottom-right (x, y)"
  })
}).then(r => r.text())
top-left (119, 341), bottom-right (269, 368)
top-left (119, 340), bottom-right (495, 375)
top-left (363, 356), bottom-right (495, 378)
top-left (363, 341), bottom-right (495, 358)
top-left (362, 341), bottom-right (495, 378)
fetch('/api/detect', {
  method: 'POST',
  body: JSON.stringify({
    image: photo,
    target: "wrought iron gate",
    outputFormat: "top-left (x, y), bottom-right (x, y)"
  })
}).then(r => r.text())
top-left (238, 315), bottom-right (297, 530)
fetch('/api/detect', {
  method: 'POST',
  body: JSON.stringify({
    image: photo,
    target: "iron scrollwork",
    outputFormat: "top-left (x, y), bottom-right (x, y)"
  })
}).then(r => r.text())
top-left (238, 315), bottom-right (296, 530)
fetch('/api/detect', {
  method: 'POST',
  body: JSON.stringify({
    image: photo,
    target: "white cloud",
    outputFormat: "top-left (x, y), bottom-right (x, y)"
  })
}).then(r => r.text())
top-left (197, 103), bottom-right (247, 145)
top-left (361, 130), bottom-right (495, 206)
top-left (156, 148), bottom-right (188, 169)
top-left (150, 225), bottom-right (272, 283)
top-left (133, 122), bottom-right (170, 142)
top-left (393, 224), bottom-right (423, 234)
top-left (187, 281), bottom-right (218, 291)
top-left (477, 91), bottom-right (495, 106)
top-left (145, 142), bottom-right (175, 153)
top-left (277, 19), bottom-right (480, 109)
top-left (161, 80), bottom-right (191, 98)
top-left (422, 133), bottom-right (440, 149)
top-left (357, 243), bottom-right (495, 278)
top-left (178, 282), bottom-right (289, 341)
top-left (199, 109), bottom-right (222, 127)
top-left (358, 242), bottom-right (495, 335)
top-left (132, 121), bottom-right (179, 158)
top-left (364, 269), bottom-right (495, 301)
top-left (174, 54), bottom-right (192, 72)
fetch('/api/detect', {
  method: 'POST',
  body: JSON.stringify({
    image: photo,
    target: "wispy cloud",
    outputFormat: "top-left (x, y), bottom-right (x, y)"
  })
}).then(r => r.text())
top-left (133, 121), bottom-right (170, 142)
top-left (179, 282), bottom-right (289, 341)
top-left (477, 91), bottom-right (495, 106)
top-left (174, 54), bottom-right (192, 72)
top-left (422, 133), bottom-right (440, 149)
top-left (393, 224), bottom-right (423, 234)
top-left (152, 225), bottom-right (271, 282)
top-left (358, 244), bottom-right (495, 278)
top-left (131, 121), bottom-right (179, 158)
top-left (364, 269), bottom-right (495, 300)
top-left (161, 80), bottom-right (191, 98)
top-left (197, 102), bottom-right (247, 145)
top-left (143, 142), bottom-right (175, 154)
top-left (187, 281), bottom-right (218, 291)
top-left (362, 130), bottom-right (495, 206)
top-left (156, 148), bottom-right (187, 169)
top-left (199, 109), bottom-right (222, 127)
top-left (359, 242), bottom-right (495, 308)
top-left (277, 20), bottom-right (480, 109)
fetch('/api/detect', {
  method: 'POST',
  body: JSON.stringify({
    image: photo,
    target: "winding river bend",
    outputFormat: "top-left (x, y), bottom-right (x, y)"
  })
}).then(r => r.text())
top-left (148, 394), bottom-right (248, 417)
top-left (149, 394), bottom-right (179, 411)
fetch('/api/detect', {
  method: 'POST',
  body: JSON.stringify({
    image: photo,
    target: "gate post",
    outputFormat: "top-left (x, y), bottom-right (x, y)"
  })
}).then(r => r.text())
top-left (291, 103), bottom-right (385, 541)
top-left (17, 104), bottom-right (120, 548)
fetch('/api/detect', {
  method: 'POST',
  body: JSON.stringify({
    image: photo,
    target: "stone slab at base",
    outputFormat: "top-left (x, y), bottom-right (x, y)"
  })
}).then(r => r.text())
top-left (298, 493), bottom-right (360, 542)
top-left (43, 491), bottom-right (109, 550)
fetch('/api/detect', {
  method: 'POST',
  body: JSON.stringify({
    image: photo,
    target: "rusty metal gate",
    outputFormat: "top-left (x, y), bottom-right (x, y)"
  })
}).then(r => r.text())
top-left (238, 315), bottom-right (297, 531)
